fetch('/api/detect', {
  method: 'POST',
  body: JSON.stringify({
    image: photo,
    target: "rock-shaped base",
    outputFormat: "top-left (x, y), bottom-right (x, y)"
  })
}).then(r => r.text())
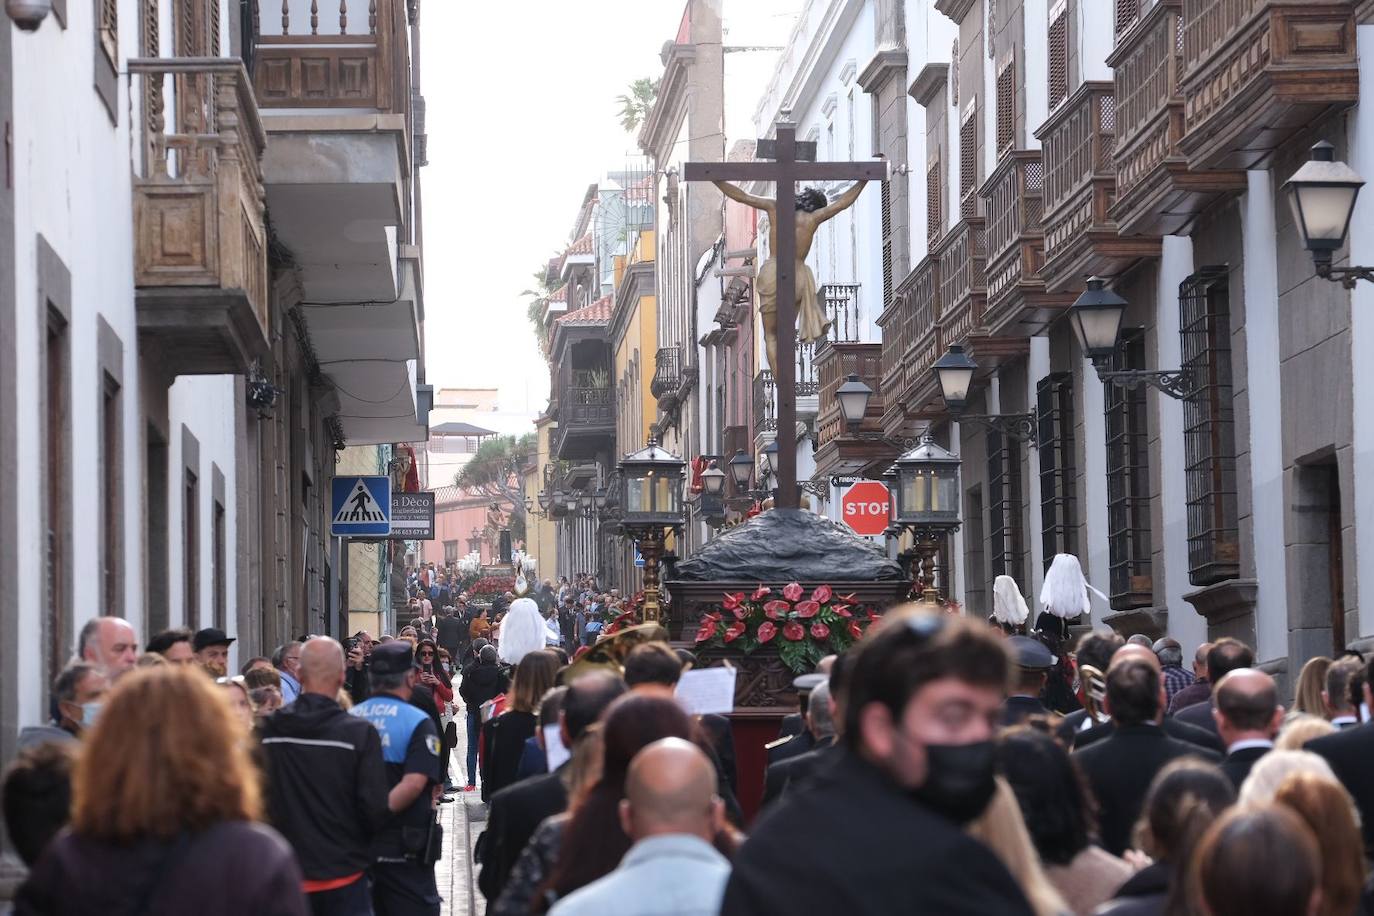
top-left (674, 508), bottom-right (904, 582)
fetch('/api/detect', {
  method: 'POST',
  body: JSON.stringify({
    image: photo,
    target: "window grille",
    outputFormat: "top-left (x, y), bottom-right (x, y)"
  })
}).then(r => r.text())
top-left (1037, 372), bottom-right (1077, 563)
top-left (1180, 266), bottom-right (1239, 584)
top-left (987, 430), bottom-right (1026, 591)
top-left (1105, 329), bottom-right (1153, 607)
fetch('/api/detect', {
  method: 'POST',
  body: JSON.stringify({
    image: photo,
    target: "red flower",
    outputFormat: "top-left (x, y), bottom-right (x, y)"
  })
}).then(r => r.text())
top-left (722, 592), bottom-right (742, 611)
top-left (757, 621), bottom-right (778, 644)
top-left (812, 584), bottom-right (833, 604)
top-left (795, 600), bottom-right (821, 619)
top-left (695, 619), bottom-right (718, 643)
top-left (848, 620), bottom-right (863, 640)
top-left (723, 621), bottom-right (747, 643)
top-left (783, 582), bottom-right (804, 601)
top-left (732, 606), bottom-right (747, 621)
top-left (783, 622), bottom-right (805, 641)
top-left (840, 593), bottom-right (859, 605)
top-left (763, 599), bottom-right (791, 620)
top-left (834, 605), bottom-right (853, 618)
top-left (810, 622), bottom-right (831, 640)
top-left (752, 585), bottom-right (772, 601)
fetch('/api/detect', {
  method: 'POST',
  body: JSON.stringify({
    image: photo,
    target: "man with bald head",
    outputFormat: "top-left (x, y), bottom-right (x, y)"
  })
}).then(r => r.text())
top-left (259, 637), bottom-right (390, 913)
top-left (77, 616), bottom-right (137, 679)
top-left (1213, 668), bottom-right (1282, 788)
top-left (549, 738), bottom-right (729, 916)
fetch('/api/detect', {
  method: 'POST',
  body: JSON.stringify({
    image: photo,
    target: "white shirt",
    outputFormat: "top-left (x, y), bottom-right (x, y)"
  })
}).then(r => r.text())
top-left (1226, 738), bottom-right (1275, 754)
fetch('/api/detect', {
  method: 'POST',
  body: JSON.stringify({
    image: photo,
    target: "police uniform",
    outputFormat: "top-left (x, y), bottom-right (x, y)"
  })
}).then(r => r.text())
top-left (351, 642), bottom-right (443, 916)
top-left (999, 635), bottom-right (1054, 728)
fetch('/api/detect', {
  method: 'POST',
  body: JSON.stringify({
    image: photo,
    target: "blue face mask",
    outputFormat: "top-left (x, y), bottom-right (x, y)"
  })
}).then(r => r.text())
top-left (79, 701), bottom-right (102, 729)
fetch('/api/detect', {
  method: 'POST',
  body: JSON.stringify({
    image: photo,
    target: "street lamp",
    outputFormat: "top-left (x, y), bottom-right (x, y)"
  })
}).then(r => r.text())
top-left (5, 0), bottom-right (52, 29)
top-left (1285, 141), bottom-right (1369, 287)
top-left (836, 374), bottom-right (874, 432)
top-left (617, 437), bottom-right (686, 622)
top-left (1071, 278), bottom-right (1197, 400)
top-left (930, 346), bottom-right (1036, 443)
top-left (700, 462), bottom-right (726, 495)
top-left (888, 436), bottom-right (962, 604)
top-left (728, 449), bottom-right (753, 490)
top-left (759, 440), bottom-right (778, 482)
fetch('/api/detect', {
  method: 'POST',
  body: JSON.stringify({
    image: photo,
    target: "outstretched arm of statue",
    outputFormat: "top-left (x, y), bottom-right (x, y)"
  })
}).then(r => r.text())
top-left (812, 180), bottom-right (868, 223)
top-left (713, 179), bottom-right (774, 213)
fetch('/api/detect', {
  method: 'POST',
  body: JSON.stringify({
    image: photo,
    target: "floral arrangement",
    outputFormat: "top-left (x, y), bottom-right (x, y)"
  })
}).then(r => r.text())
top-left (694, 583), bottom-right (877, 673)
top-left (468, 575), bottom-right (516, 597)
top-left (601, 592), bottom-right (645, 636)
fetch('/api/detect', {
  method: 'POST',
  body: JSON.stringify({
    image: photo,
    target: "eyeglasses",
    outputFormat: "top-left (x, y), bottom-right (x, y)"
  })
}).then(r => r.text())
top-left (419, 651), bottom-right (434, 658)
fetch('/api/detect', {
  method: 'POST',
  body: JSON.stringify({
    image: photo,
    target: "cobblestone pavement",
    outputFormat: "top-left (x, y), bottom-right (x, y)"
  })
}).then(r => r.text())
top-left (437, 699), bottom-right (486, 916)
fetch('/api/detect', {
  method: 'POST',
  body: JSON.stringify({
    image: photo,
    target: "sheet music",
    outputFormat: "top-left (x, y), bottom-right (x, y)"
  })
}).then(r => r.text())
top-left (675, 666), bottom-right (737, 715)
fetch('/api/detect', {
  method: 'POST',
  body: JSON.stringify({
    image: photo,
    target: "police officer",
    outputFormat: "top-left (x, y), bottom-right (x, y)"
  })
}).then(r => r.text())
top-left (764, 673), bottom-right (826, 767)
top-left (351, 641), bottom-right (443, 915)
top-left (999, 635), bottom-right (1055, 727)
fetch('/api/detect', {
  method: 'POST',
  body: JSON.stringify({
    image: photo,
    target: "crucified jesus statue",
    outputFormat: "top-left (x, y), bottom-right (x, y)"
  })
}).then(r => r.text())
top-left (714, 179), bottom-right (868, 376)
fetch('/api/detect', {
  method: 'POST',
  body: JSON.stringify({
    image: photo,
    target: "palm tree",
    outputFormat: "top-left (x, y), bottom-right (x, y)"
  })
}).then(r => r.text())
top-left (521, 262), bottom-right (563, 363)
top-left (616, 78), bottom-right (659, 133)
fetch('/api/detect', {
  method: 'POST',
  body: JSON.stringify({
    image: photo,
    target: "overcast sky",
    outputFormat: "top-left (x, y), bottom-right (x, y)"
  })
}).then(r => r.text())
top-left (419, 1), bottom-right (800, 425)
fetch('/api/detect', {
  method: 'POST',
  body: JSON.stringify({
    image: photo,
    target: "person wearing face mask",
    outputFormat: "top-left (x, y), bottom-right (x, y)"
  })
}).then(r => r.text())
top-left (20, 663), bottom-right (109, 749)
top-left (720, 612), bottom-right (1035, 916)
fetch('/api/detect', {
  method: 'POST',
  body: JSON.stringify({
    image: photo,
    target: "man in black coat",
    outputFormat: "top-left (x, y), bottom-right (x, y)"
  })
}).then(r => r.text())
top-left (763, 680), bottom-right (837, 807)
top-left (722, 613), bottom-right (1034, 915)
top-left (1073, 655), bottom-right (1219, 856)
top-left (1073, 711), bottom-right (1224, 754)
top-left (477, 672), bottom-right (626, 903)
top-left (436, 604), bottom-right (465, 662)
top-left (1214, 667), bottom-right (1280, 789)
top-left (1171, 638), bottom-right (1255, 736)
top-left (1055, 629), bottom-right (1125, 744)
top-left (999, 636), bottom-right (1053, 727)
top-left (1308, 659), bottom-right (1374, 856)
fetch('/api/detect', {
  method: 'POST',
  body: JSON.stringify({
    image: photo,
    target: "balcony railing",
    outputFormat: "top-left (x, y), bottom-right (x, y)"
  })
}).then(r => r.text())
top-left (252, 0), bottom-right (410, 113)
top-left (1038, 81), bottom-right (1159, 292)
top-left (879, 255), bottom-right (942, 438)
top-left (753, 370), bottom-right (778, 439)
top-left (1109, 0), bottom-right (1247, 234)
top-left (821, 283), bottom-right (863, 343)
top-left (816, 343), bottom-right (884, 449)
top-left (131, 58), bottom-right (270, 368)
top-left (934, 218), bottom-right (986, 348)
top-left (982, 151), bottom-right (1061, 336)
top-left (563, 386), bottom-right (613, 426)
top-left (651, 345), bottom-right (682, 399)
top-left (1177, 0), bottom-right (1357, 171)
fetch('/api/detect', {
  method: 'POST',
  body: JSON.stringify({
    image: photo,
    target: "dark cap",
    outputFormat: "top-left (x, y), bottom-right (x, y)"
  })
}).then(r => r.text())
top-left (192, 627), bottom-right (235, 652)
top-left (1008, 635), bottom-right (1054, 670)
top-left (370, 641), bottom-right (416, 677)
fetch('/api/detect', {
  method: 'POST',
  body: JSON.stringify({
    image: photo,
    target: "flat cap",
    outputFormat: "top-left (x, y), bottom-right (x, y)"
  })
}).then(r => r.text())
top-left (370, 641), bottom-right (416, 677)
top-left (1008, 635), bottom-right (1055, 670)
top-left (792, 673), bottom-right (826, 692)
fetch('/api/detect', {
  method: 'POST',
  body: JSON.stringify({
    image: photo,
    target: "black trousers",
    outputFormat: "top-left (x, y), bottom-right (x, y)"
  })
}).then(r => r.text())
top-left (372, 861), bottom-right (440, 916)
top-left (307, 876), bottom-right (373, 916)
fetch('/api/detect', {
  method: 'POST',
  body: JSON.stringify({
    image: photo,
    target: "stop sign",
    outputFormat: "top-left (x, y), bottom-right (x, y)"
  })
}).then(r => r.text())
top-left (841, 481), bottom-right (890, 536)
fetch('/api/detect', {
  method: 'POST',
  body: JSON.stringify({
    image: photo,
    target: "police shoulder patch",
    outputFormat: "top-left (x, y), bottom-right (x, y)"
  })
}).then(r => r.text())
top-left (425, 734), bottom-right (441, 756)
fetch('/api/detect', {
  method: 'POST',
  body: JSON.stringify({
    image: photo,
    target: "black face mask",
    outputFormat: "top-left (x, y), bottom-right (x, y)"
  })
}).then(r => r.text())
top-left (906, 740), bottom-right (997, 825)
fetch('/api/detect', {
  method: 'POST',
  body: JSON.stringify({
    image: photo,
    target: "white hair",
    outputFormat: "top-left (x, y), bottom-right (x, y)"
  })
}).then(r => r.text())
top-left (1237, 750), bottom-right (1338, 808)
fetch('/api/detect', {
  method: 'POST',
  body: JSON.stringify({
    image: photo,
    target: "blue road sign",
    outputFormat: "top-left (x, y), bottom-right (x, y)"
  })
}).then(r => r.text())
top-left (634, 544), bottom-right (645, 568)
top-left (331, 476), bottom-right (392, 537)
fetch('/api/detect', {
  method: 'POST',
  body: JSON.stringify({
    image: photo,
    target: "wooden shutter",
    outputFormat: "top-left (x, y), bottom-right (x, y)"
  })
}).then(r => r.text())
top-left (960, 107), bottom-right (978, 218)
top-left (1048, 5), bottom-right (1069, 109)
top-left (99, 0), bottom-right (118, 62)
top-left (951, 38), bottom-right (959, 107)
top-left (996, 57), bottom-right (1015, 156)
top-left (1116, 0), bottom-right (1140, 35)
top-left (927, 157), bottom-right (943, 244)
top-left (881, 178), bottom-right (894, 307)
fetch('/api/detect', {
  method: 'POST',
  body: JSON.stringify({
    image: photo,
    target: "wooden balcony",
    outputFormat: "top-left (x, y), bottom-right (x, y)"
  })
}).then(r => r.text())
top-left (880, 255), bottom-right (942, 438)
top-left (1109, 0), bottom-right (1248, 235)
top-left (131, 58), bottom-right (270, 377)
top-left (1178, 0), bottom-right (1357, 171)
top-left (554, 384), bottom-right (615, 461)
top-left (933, 217), bottom-right (987, 350)
top-left (814, 343), bottom-right (888, 476)
top-left (981, 151), bottom-right (1073, 339)
top-left (1037, 82), bottom-right (1160, 293)
top-left (252, 0), bottom-right (410, 113)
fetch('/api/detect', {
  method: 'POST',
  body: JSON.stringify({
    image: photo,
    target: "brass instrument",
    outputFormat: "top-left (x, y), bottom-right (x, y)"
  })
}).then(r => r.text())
top-left (560, 621), bottom-right (670, 682)
top-left (1078, 663), bottom-right (1109, 724)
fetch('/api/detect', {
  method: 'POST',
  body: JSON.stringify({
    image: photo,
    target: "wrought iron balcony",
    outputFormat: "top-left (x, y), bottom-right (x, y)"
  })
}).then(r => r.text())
top-left (650, 345), bottom-right (683, 400)
top-left (1178, 0), bottom-right (1357, 171)
top-left (251, 0), bottom-right (410, 114)
top-left (1109, 0), bottom-right (1247, 235)
top-left (821, 283), bottom-right (863, 343)
top-left (752, 370), bottom-right (778, 440)
top-left (131, 58), bottom-right (270, 376)
top-left (981, 151), bottom-right (1072, 338)
top-left (1038, 82), bottom-right (1160, 293)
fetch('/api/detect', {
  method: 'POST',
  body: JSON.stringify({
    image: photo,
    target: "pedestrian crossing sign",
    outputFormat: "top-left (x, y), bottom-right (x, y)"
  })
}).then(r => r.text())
top-left (331, 476), bottom-right (392, 537)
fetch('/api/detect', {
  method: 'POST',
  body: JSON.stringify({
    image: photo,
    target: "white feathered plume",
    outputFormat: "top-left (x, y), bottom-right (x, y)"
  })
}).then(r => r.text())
top-left (992, 575), bottom-right (1030, 626)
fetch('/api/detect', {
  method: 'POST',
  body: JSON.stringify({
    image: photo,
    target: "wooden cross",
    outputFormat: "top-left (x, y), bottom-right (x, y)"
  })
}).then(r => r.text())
top-left (683, 112), bottom-right (888, 509)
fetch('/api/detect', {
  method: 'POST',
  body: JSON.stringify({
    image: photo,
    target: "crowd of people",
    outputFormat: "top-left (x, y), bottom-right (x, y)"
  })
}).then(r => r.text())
top-left (9, 591), bottom-right (1374, 915)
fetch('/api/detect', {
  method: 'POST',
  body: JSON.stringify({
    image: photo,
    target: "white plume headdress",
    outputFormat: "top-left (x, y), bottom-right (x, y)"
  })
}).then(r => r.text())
top-left (498, 597), bottom-right (546, 665)
top-left (1038, 553), bottom-right (1107, 620)
top-left (992, 575), bottom-right (1030, 626)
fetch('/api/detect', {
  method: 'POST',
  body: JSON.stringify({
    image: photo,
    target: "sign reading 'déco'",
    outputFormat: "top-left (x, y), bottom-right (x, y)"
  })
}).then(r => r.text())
top-left (389, 492), bottom-right (435, 540)
top-left (840, 481), bottom-right (890, 536)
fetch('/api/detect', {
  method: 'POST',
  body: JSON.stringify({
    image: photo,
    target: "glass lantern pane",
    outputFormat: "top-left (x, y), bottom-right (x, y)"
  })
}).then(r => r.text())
top-left (654, 472), bottom-right (673, 513)
top-left (937, 471), bottom-right (959, 515)
top-left (1296, 185), bottom-right (1359, 243)
top-left (626, 475), bottom-right (649, 514)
